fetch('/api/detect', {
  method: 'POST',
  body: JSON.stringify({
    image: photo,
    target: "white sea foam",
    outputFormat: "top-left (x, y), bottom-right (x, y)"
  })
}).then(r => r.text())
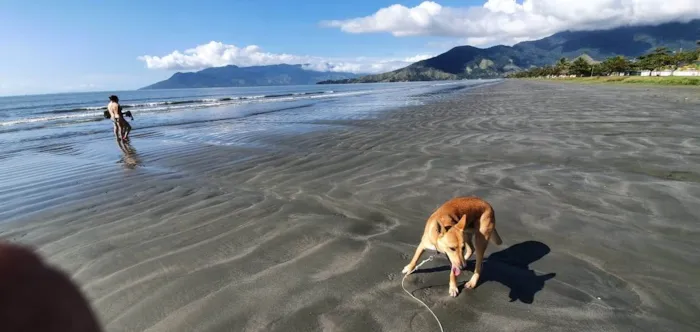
top-left (0, 90), bottom-right (369, 127)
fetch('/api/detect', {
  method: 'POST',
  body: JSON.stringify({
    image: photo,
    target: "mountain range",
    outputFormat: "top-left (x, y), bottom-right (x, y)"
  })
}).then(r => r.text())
top-left (141, 20), bottom-right (700, 89)
top-left (318, 20), bottom-right (700, 84)
top-left (140, 64), bottom-right (358, 90)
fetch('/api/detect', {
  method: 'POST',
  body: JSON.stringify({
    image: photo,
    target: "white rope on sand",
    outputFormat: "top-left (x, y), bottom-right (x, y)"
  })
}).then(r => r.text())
top-left (401, 255), bottom-right (445, 332)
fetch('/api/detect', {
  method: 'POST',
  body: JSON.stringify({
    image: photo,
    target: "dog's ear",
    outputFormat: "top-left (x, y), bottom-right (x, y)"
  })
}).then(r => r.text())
top-left (436, 223), bottom-right (451, 235)
top-left (455, 214), bottom-right (467, 231)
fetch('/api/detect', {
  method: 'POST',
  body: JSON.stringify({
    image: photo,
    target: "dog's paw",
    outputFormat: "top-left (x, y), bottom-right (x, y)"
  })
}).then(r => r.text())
top-left (449, 285), bottom-right (459, 297)
top-left (465, 276), bottom-right (478, 289)
top-left (402, 264), bottom-right (414, 274)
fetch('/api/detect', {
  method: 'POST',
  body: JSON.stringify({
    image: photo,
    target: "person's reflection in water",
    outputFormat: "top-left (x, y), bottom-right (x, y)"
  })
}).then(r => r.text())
top-left (116, 139), bottom-right (141, 169)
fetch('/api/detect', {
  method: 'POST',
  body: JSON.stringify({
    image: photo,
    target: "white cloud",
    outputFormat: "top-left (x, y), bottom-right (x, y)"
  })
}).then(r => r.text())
top-left (138, 41), bottom-right (433, 74)
top-left (321, 0), bottom-right (700, 46)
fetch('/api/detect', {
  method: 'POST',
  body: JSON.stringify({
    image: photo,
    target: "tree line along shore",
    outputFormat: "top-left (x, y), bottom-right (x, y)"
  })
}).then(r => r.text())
top-left (508, 43), bottom-right (700, 86)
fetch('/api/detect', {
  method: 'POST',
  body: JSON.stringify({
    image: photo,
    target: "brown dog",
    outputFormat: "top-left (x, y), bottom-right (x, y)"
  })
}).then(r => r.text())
top-left (402, 196), bottom-right (502, 297)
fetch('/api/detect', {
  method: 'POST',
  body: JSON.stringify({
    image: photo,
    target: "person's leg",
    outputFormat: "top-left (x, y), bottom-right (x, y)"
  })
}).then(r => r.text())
top-left (113, 120), bottom-right (122, 140)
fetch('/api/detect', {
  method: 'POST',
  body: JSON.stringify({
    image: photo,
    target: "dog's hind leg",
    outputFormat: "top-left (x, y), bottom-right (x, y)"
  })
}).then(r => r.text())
top-left (402, 243), bottom-right (426, 275)
top-left (463, 231), bottom-right (474, 261)
top-left (490, 228), bottom-right (502, 245)
top-left (465, 210), bottom-right (496, 288)
top-left (488, 209), bottom-right (502, 245)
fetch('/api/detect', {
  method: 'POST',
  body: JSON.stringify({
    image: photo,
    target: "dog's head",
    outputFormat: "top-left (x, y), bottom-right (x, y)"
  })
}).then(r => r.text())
top-left (436, 215), bottom-right (467, 276)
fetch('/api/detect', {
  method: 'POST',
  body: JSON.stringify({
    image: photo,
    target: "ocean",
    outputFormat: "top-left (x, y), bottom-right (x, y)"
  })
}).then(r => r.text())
top-left (1, 80), bottom-right (499, 152)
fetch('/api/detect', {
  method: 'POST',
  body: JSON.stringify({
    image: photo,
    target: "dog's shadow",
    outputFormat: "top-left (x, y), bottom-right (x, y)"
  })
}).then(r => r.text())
top-left (415, 241), bottom-right (555, 304)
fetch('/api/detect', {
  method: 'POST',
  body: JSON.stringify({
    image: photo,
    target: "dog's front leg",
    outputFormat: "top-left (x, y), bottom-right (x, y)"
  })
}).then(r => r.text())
top-left (449, 269), bottom-right (459, 297)
top-left (402, 243), bottom-right (425, 274)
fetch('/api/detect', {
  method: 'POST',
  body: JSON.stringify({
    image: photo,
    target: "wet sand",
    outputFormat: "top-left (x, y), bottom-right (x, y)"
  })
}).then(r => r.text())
top-left (1, 80), bottom-right (699, 331)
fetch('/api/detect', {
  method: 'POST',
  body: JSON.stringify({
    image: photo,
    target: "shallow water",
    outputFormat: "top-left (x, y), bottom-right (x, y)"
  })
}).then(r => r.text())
top-left (1, 80), bottom-right (498, 148)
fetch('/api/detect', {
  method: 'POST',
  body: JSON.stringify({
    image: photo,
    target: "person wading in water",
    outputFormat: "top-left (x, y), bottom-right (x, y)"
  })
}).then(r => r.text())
top-left (107, 95), bottom-right (131, 140)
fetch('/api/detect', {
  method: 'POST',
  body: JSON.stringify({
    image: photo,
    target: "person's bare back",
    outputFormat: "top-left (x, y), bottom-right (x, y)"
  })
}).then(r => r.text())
top-left (107, 100), bottom-right (120, 121)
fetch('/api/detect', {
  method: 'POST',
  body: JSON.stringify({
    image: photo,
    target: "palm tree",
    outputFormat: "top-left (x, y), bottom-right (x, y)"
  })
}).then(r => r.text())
top-left (555, 57), bottom-right (570, 76)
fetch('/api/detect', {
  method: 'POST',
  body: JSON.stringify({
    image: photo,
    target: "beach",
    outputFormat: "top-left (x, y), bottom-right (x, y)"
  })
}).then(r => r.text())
top-left (1, 80), bottom-right (699, 331)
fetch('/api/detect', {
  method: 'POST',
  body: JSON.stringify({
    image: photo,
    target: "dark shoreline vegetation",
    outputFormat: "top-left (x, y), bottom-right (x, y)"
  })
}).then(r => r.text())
top-left (508, 44), bottom-right (700, 80)
top-left (520, 76), bottom-right (700, 86)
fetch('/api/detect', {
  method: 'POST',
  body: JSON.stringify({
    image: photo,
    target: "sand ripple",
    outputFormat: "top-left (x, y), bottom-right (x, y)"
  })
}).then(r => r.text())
top-left (1, 81), bottom-right (700, 331)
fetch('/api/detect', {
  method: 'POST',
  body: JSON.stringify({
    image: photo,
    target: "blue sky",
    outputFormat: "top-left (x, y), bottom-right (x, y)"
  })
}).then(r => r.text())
top-left (1, 0), bottom-right (697, 96)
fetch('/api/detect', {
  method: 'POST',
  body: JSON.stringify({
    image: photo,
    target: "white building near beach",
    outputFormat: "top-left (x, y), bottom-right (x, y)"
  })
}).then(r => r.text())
top-left (641, 70), bottom-right (700, 77)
